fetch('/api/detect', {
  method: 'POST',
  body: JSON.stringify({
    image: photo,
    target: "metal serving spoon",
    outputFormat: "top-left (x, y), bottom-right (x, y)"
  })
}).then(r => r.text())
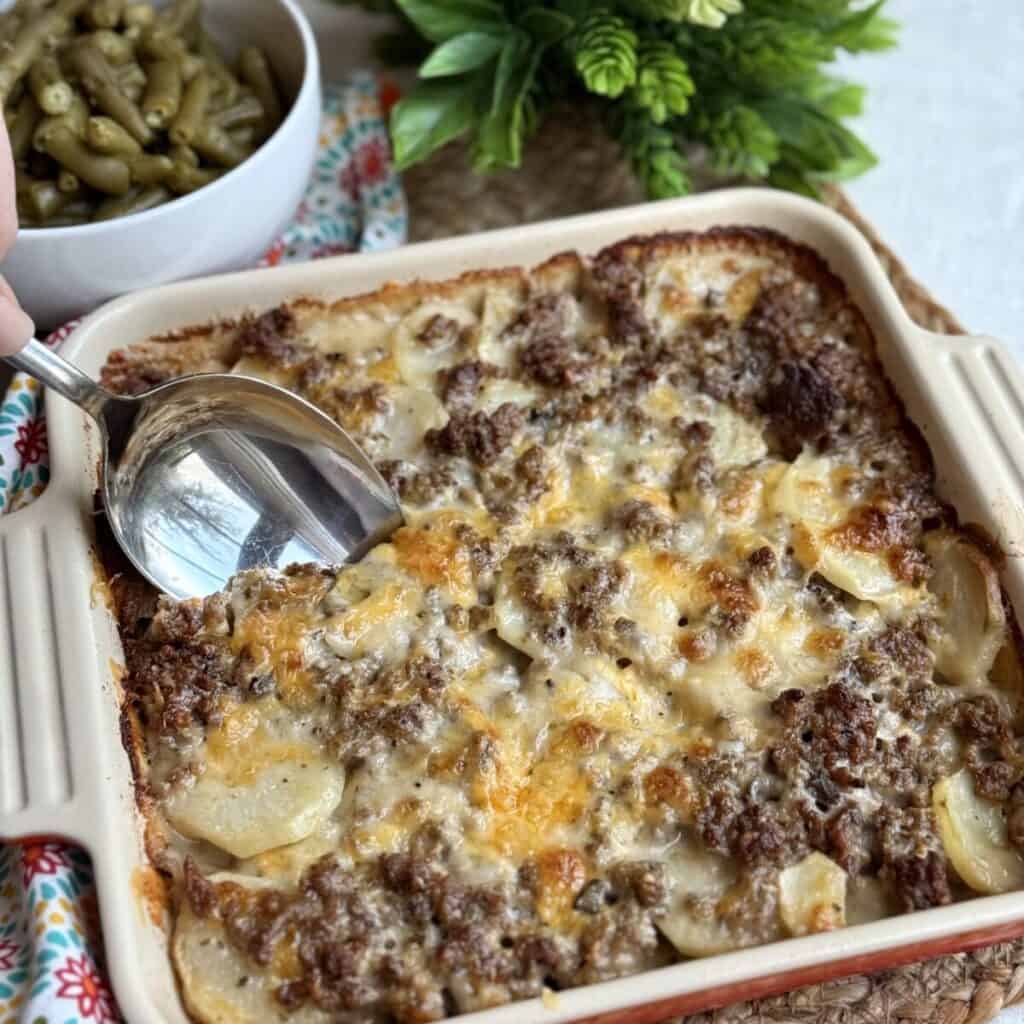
top-left (4, 337), bottom-right (403, 600)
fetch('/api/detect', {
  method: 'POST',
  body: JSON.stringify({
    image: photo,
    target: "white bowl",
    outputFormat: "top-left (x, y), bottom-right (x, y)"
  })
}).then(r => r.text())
top-left (3, 0), bottom-right (321, 330)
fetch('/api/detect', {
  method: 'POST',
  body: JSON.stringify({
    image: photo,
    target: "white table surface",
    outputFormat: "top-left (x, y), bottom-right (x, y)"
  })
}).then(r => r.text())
top-left (837, 0), bottom-right (1024, 358)
top-left (298, 4), bottom-right (1024, 1022)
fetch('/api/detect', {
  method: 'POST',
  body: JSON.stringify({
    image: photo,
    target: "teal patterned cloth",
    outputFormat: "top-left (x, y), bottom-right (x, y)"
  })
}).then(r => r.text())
top-left (0, 72), bottom-right (406, 1024)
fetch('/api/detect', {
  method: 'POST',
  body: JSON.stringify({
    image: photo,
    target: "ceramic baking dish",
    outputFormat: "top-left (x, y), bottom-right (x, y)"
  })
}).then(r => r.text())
top-left (3, 188), bottom-right (1024, 1024)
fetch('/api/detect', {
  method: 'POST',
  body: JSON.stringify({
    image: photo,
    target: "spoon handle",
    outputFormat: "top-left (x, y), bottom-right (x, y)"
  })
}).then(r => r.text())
top-left (5, 337), bottom-right (109, 419)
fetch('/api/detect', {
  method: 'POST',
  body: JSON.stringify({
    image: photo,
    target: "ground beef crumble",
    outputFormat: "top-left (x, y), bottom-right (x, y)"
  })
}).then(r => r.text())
top-left (236, 306), bottom-right (300, 365)
top-left (425, 403), bottom-right (524, 467)
top-left (101, 230), bottom-right (1024, 1020)
top-left (184, 837), bottom-right (669, 1020)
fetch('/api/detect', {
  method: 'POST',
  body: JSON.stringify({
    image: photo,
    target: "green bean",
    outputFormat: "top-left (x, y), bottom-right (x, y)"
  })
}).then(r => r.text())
top-left (33, 91), bottom-right (89, 148)
top-left (116, 60), bottom-right (146, 101)
top-left (28, 53), bottom-right (73, 115)
top-left (123, 3), bottom-right (155, 29)
top-left (211, 92), bottom-right (263, 130)
top-left (159, 0), bottom-right (199, 39)
top-left (168, 141), bottom-right (197, 166)
top-left (9, 92), bottom-right (42, 161)
top-left (179, 52), bottom-right (203, 82)
top-left (55, 0), bottom-right (91, 19)
top-left (85, 113), bottom-right (140, 154)
top-left (24, 146), bottom-right (52, 179)
top-left (141, 58), bottom-right (180, 128)
top-left (57, 168), bottom-right (81, 193)
top-left (36, 123), bottom-right (131, 194)
top-left (138, 26), bottom-right (186, 63)
top-left (228, 124), bottom-right (254, 149)
top-left (6, 79), bottom-right (25, 108)
top-left (197, 29), bottom-right (238, 104)
top-left (85, 0), bottom-right (125, 29)
top-left (24, 178), bottom-right (65, 220)
top-left (0, 5), bottom-right (82, 103)
top-left (191, 120), bottom-right (245, 167)
top-left (39, 204), bottom-right (95, 226)
top-left (168, 68), bottom-right (207, 144)
top-left (128, 151), bottom-right (171, 183)
top-left (93, 183), bottom-right (169, 220)
top-left (237, 46), bottom-right (280, 133)
top-left (68, 42), bottom-right (151, 144)
top-left (164, 160), bottom-right (218, 194)
top-left (88, 28), bottom-right (134, 65)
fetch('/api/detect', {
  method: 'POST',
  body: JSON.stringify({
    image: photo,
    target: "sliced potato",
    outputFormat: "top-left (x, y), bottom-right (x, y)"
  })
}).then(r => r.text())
top-left (237, 822), bottom-right (342, 885)
top-left (657, 851), bottom-right (764, 957)
top-left (778, 852), bottom-right (846, 937)
top-left (773, 454), bottom-right (909, 608)
top-left (933, 768), bottom-right (1024, 894)
top-left (925, 531), bottom-right (1006, 685)
top-left (173, 882), bottom-right (324, 1024)
top-left (166, 761), bottom-right (344, 860)
top-left (371, 384), bottom-right (447, 459)
top-left (477, 281), bottom-right (526, 366)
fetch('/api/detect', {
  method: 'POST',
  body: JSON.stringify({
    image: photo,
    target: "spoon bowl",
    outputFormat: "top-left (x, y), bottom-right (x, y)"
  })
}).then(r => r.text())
top-left (7, 339), bottom-right (403, 599)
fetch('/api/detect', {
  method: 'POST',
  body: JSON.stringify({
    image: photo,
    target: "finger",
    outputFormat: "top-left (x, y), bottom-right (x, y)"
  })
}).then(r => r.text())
top-left (0, 281), bottom-right (34, 356)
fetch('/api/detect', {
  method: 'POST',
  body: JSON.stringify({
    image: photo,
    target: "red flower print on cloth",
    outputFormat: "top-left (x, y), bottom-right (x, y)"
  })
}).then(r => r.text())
top-left (55, 954), bottom-right (119, 1022)
top-left (262, 239), bottom-right (287, 267)
top-left (21, 841), bottom-right (68, 883)
top-left (0, 937), bottom-right (17, 970)
top-left (339, 159), bottom-right (360, 197)
top-left (355, 137), bottom-right (389, 186)
top-left (14, 416), bottom-right (47, 465)
top-left (44, 318), bottom-right (80, 348)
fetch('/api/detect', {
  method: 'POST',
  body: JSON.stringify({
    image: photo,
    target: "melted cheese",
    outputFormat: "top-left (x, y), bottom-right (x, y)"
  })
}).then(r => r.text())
top-left (135, 236), bottom-right (1023, 1023)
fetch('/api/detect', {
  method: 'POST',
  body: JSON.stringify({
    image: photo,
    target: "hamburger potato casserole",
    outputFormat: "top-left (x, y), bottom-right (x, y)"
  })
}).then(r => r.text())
top-left (100, 228), bottom-right (1024, 1023)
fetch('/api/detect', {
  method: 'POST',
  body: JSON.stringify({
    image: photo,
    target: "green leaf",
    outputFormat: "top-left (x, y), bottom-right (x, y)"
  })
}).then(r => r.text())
top-left (395, 0), bottom-right (504, 43)
top-left (758, 98), bottom-right (877, 182)
top-left (518, 7), bottom-right (575, 44)
top-left (624, 0), bottom-right (742, 25)
top-left (608, 103), bottom-right (690, 198)
top-left (420, 31), bottom-right (506, 77)
top-left (474, 38), bottom-right (540, 169)
top-left (490, 32), bottom-right (532, 115)
top-left (705, 105), bottom-right (779, 178)
top-left (631, 39), bottom-right (694, 123)
top-left (806, 76), bottom-right (866, 119)
top-left (829, 1), bottom-right (899, 51)
top-left (573, 10), bottom-right (638, 99)
top-left (391, 74), bottom-right (487, 168)
top-left (768, 161), bottom-right (820, 199)
top-left (683, 0), bottom-right (743, 29)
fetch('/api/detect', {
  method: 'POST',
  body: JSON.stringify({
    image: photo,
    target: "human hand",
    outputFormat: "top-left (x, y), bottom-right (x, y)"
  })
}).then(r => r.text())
top-left (0, 116), bottom-right (36, 357)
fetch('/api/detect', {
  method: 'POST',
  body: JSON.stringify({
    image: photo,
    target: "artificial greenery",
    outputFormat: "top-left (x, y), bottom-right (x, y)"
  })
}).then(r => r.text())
top-left (338, 0), bottom-right (897, 199)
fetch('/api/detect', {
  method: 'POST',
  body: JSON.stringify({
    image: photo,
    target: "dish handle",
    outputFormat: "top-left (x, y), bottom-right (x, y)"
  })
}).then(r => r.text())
top-left (904, 330), bottom-right (1024, 562)
top-left (0, 494), bottom-right (103, 848)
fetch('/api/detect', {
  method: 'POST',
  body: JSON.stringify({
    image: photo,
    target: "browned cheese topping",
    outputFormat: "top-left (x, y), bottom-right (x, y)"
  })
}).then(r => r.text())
top-left (105, 229), bottom-right (1024, 1023)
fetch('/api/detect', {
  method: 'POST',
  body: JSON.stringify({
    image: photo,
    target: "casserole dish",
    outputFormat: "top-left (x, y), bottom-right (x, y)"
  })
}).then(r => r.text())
top-left (3, 188), bottom-right (1024, 1024)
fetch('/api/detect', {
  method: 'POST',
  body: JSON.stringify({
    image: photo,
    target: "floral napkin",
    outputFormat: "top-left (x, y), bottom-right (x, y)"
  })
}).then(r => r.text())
top-left (0, 71), bottom-right (406, 1024)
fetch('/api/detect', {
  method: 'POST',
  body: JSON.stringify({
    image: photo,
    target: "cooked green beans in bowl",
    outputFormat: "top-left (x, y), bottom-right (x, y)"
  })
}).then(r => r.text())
top-left (2, 0), bottom-right (285, 225)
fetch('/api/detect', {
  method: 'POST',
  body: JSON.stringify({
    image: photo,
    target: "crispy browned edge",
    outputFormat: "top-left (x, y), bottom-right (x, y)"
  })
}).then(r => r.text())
top-left (97, 225), bottom-right (1024, 1003)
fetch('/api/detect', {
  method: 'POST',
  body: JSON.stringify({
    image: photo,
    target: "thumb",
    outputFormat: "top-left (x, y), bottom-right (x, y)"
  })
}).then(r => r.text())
top-left (0, 276), bottom-right (35, 357)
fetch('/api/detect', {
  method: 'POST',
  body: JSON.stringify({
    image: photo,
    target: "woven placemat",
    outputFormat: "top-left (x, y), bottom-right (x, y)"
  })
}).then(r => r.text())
top-left (401, 111), bottom-right (1024, 1024)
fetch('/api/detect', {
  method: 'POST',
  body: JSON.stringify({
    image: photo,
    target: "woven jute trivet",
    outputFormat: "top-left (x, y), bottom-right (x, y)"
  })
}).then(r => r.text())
top-left (401, 111), bottom-right (1024, 1024)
